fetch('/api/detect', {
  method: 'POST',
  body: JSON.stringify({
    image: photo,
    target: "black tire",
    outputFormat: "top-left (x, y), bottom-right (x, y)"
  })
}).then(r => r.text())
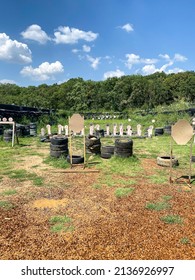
top-left (85, 135), bottom-right (101, 147)
top-left (29, 123), bottom-right (37, 136)
top-left (89, 145), bottom-right (101, 154)
top-left (3, 129), bottom-right (12, 142)
top-left (101, 152), bottom-right (112, 159)
top-left (191, 156), bottom-right (195, 162)
top-left (67, 155), bottom-right (84, 164)
top-left (157, 156), bottom-right (179, 167)
top-left (154, 127), bottom-right (164, 136)
top-left (95, 129), bottom-right (105, 137)
top-left (164, 125), bottom-right (172, 135)
top-left (101, 145), bottom-right (115, 154)
top-left (50, 143), bottom-right (68, 151)
top-left (115, 139), bottom-right (133, 149)
top-left (50, 150), bottom-right (68, 158)
top-left (51, 137), bottom-right (68, 145)
top-left (115, 151), bottom-right (132, 157)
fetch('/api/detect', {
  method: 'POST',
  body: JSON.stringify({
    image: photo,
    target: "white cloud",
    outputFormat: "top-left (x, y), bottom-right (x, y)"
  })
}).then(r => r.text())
top-left (159, 54), bottom-right (171, 61)
top-left (121, 23), bottom-right (134, 32)
top-left (125, 52), bottom-right (187, 75)
top-left (104, 69), bottom-right (125, 79)
top-left (125, 54), bottom-right (141, 69)
top-left (72, 48), bottom-right (79, 53)
top-left (0, 79), bottom-right (16, 84)
top-left (174, 53), bottom-right (187, 62)
top-left (53, 26), bottom-right (98, 44)
top-left (0, 33), bottom-right (32, 64)
top-left (21, 24), bottom-right (51, 44)
top-left (82, 44), bottom-right (91, 52)
top-left (141, 62), bottom-right (184, 76)
top-left (20, 61), bottom-right (64, 81)
top-left (167, 68), bottom-right (184, 74)
top-left (86, 55), bottom-right (100, 69)
top-left (125, 53), bottom-right (157, 69)
top-left (142, 64), bottom-right (157, 75)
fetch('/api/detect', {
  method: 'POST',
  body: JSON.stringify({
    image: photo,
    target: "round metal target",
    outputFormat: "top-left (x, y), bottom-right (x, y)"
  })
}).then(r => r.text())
top-left (171, 119), bottom-right (193, 145)
top-left (69, 113), bottom-right (84, 133)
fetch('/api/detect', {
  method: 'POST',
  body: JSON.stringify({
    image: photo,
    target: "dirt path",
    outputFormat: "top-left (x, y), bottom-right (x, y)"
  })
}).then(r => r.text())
top-left (0, 147), bottom-right (194, 260)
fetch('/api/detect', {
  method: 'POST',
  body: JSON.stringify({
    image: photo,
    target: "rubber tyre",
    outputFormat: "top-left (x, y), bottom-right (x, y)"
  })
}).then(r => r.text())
top-left (50, 150), bottom-right (68, 158)
top-left (115, 139), bottom-right (133, 149)
top-left (164, 125), bottom-right (172, 135)
top-left (191, 156), bottom-right (195, 162)
top-left (101, 145), bottom-right (115, 154)
top-left (157, 156), bottom-right (179, 167)
top-left (67, 155), bottom-right (84, 164)
top-left (101, 152), bottom-right (112, 159)
top-left (51, 137), bottom-right (68, 145)
top-left (50, 143), bottom-right (68, 151)
top-left (85, 135), bottom-right (100, 147)
top-left (155, 127), bottom-right (164, 136)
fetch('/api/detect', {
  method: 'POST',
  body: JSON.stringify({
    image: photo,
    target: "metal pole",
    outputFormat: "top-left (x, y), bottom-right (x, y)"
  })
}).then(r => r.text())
top-left (169, 137), bottom-right (173, 183)
top-left (189, 138), bottom-right (193, 183)
top-left (68, 117), bottom-right (73, 168)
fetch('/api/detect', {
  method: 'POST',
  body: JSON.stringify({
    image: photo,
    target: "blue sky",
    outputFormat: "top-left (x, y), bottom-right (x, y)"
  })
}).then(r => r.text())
top-left (0, 0), bottom-right (195, 87)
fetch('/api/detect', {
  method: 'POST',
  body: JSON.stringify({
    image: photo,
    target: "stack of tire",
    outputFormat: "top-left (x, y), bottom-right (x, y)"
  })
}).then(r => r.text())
top-left (23, 125), bottom-right (30, 137)
top-left (29, 123), bottom-right (37, 136)
top-left (101, 145), bottom-right (115, 159)
top-left (85, 135), bottom-right (101, 154)
top-left (154, 127), bottom-right (164, 136)
top-left (50, 137), bottom-right (68, 158)
top-left (114, 139), bottom-right (133, 158)
top-left (3, 129), bottom-right (12, 142)
top-left (0, 125), bottom-right (3, 136)
top-left (95, 129), bottom-right (105, 137)
top-left (163, 125), bottom-right (172, 135)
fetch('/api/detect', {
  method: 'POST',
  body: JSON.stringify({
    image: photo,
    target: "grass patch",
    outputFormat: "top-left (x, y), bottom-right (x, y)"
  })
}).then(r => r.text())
top-left (44, 155), bottom-right (70, 169)
top-left (92, 183), bottom-right (102, 189)
top-left (114, 187), bottom-right (134, 198)
top-left (33, 177), bottom-right (44, 186)
top-left (0, 189), bottom-right (17, 196)
top-left (49, 215), bottom-right (74, 233)
top-left (146, 201), bottom-right (170, 211)
top-left (5, 169), bottom-right (44, 186)
top-left (180, 237), bottom-right (190, 244)
top-left (147, 174), bottom-right (168, 184)
top-left (160, 215), bottom-right (183, 224)
top-left (0, 200), bottom-right (15, 210)
top-left (146, 195), bottom-right (172, 211)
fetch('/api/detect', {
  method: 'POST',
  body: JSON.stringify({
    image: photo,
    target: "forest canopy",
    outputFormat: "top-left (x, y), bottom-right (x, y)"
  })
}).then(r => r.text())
top-left (1, 71), bottom-right (195, 113)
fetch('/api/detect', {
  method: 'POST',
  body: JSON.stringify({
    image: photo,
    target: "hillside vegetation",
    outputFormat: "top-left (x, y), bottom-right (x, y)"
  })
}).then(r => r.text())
top-left (1, 71), bottom-right (195, 115)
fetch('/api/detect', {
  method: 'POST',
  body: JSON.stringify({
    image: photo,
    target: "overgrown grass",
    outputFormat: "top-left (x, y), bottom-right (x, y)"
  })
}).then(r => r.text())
top-left (43, 156), bottom-right (70, 169)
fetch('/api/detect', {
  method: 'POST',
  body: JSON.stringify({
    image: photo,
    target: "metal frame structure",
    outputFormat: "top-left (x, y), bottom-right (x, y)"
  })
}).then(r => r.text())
top-left (68, 114), bottom-right (86, 169)
top-left (0, 118), bottom-right (18, 147)
top-left (169, 119), bottom-right (194, 185)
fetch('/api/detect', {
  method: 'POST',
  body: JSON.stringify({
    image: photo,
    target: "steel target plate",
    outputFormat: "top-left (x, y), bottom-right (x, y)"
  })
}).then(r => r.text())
top-left (171, 119), bottom-right (193, 145)
top-left (69, 113), bottom-right (84, 133)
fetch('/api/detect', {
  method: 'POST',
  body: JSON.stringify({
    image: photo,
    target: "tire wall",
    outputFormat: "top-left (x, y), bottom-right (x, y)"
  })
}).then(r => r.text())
top-left (114, 139), bottom-right (133, 157)
top-left (50, 137), bottom-right (68, 158)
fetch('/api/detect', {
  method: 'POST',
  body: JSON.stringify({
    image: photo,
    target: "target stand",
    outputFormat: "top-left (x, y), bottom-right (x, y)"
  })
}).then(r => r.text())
top-left (68, 113), bottom-right (86, 169)
top-left (169, 119), bottom-right (194, 186)
top-left (0, 117), bottom-right (19, 147)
